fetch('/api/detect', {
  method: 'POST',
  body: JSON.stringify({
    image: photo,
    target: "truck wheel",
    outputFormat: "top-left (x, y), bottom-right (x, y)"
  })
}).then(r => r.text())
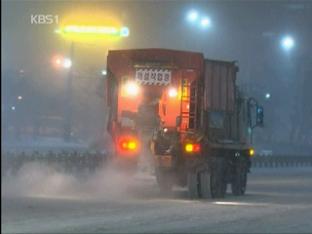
top-left (231, 166), bottom-right (247, 196)
top-left (198, 170), bottom-right (211, 199)
top-left (187, 172), bottom-right (199, 199)
top-left (156, 169), bottom-right (173, 192)
top-left (210, 157), bottom-right (227, 199)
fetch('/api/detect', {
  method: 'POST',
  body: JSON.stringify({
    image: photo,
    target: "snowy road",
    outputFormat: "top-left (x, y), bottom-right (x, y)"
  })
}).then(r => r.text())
top-left (2, 167), bottom-right (312, 233)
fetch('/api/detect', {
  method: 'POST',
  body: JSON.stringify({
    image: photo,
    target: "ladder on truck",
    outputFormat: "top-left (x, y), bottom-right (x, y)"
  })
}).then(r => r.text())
top-left (180, 78), bottom-right (198, 131)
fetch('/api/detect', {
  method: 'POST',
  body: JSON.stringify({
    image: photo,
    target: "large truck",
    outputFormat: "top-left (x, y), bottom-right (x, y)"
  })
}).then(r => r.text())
top-left (106, 48), bottom-right (263, 198)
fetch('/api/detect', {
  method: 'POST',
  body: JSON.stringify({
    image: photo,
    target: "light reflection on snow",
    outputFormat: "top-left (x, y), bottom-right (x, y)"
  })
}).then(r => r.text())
top-left (213, 201), bottom-right (267, 206)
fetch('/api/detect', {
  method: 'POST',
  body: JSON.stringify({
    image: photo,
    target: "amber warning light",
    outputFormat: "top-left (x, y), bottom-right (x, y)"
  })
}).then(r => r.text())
top-left (249, 148), bottom-right (255, 157)
top-left (185, 143), bottom-right (201, 153)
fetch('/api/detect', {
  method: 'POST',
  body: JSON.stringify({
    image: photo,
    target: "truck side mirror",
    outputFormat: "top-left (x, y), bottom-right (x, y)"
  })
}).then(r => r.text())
top-left (256, 105), bottom-right (264, 127)
top-left (247, 97), bottom-right (264, 129)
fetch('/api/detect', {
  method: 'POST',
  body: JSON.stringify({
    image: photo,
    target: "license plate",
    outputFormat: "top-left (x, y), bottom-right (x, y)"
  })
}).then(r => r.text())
top-left (135, 69), bottom-right (171, 86)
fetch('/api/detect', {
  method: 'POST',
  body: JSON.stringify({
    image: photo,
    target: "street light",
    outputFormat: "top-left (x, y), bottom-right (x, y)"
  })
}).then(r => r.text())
top-left (186, 10), bottom-right (212, 29)
top-left (101, 69), bottom-right (107, 76)
top-left (55, 58), bottom-right (62, 66)
top-left (52, 56), bottom-right (72, 69)
top-left (63, 58), bottom-right (72, 68)
top-left (51, 54), bottom-right (74, 142)
top-left (120, 27), bottom-right (130, 37)
top-left (187, 10), bottom-right (199, 22)
top-left (281, 35), bottom-right (295, 51)
top-left (265, 93), bottom-right (271, 99)
top-left (54, 23), bottom-right (129, 142)
top-left (52, 56), bottom-right (63, 68)
top-left (200, 17), bottom-right (211, 28)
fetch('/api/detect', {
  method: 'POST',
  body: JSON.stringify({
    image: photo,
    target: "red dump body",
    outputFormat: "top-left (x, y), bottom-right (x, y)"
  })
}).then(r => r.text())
top-left (107, 49), bottom-right (204, 130)
top-left (106, 48), bottom-right (238, 133)
top-left (107, 49), bottom-right (204, 81)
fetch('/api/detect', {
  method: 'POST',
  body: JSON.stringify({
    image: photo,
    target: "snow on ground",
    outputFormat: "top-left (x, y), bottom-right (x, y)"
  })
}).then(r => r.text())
top-left (2, 167), bottom-right (312, 233)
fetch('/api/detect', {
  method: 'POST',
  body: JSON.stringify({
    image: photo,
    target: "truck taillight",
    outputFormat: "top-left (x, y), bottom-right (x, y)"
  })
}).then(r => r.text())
top-left (120, 139), bottom-right (138, 151)
top-left (185, 143), bottom-right (201, 153)
top-left (117, 136), bottom-right (140, 154)
top-left (249, 148), bottom-right (255, 157)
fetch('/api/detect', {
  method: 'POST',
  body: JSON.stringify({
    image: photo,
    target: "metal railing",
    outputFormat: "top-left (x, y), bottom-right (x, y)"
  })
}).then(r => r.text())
top-left (251, 155), bottom-right (312, 168)
top-left (2, 150), bottom-right (108, 176)
top-left (2, 151), bottom-right (312, 177)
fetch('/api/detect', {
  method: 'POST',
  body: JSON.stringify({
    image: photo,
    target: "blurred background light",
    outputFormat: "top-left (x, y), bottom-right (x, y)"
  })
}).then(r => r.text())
top-left (187, 10), bottom-right (199, 22)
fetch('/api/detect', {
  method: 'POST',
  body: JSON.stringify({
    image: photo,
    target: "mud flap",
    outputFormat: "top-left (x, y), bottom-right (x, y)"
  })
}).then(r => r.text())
top-left (210, 157), bottom-right (227, 199)
top-left (187, 172), bottom-right (199, 199)
top-left (198, 170), bottom-right (211, 199)
top-left (231, 163), bottom-right (247, 196)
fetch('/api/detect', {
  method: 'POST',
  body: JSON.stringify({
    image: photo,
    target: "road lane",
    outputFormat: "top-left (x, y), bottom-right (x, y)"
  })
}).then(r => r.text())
top-left (2, 167), bottom-right (312, 233)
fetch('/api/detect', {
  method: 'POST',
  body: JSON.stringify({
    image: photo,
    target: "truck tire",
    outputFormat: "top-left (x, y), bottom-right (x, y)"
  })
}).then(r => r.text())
top-left (210, 157), bottom-right (227, 198)
top-left (231, 166), bottom-right (247, 196)
top-left (198, 170), bottom-right (211, 199)
top-left (156, 169), bottom-right (173, 192)
top-left (187, 172), bottom-right (199, 199)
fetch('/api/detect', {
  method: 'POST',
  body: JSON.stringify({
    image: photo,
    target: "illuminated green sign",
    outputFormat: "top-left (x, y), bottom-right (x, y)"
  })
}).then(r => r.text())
top-left (55, 25), bottom-right (129, 37)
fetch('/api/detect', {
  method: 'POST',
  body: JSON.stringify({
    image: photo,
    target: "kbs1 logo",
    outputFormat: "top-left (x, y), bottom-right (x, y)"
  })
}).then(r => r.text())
top-left (30, 14), bottom-right (59, 24)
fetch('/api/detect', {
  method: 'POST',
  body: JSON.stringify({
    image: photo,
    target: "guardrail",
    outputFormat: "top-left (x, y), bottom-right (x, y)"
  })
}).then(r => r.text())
top-left (251, 156), bottom-right (312, 168)
top-left (2, 150), bottom-right (108, 176)
top-left (2, 151), bottom-right (312, 177)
